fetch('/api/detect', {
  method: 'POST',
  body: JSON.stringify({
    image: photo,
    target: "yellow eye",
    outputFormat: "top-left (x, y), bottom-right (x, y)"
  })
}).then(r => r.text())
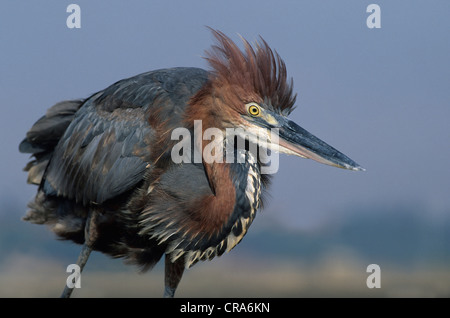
top-left (247, 103), bottom-right (261, 117)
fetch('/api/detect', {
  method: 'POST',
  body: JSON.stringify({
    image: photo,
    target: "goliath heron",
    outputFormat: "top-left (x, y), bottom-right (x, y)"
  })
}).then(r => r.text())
top-left (19, 29), bottom-right (363, 297)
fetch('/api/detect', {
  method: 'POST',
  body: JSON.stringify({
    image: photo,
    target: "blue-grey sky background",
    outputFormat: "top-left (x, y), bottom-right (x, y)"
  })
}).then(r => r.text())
top-left (1, 0), bottom-right (449, 232)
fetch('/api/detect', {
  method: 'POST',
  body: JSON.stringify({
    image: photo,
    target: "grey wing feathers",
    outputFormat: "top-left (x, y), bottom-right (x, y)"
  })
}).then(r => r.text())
top-left (19, 100), bottom-right (82, 154)
top-left (19, 100), bottom-right (83, 185)
top-left (43, 97), bottom-right (152, 205)
top-left (21, 67), bottom-right (209, 206)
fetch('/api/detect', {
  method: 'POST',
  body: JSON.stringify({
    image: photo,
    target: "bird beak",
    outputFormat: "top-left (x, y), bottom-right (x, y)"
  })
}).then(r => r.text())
top-left (276, 117), bottom-right (364, 171)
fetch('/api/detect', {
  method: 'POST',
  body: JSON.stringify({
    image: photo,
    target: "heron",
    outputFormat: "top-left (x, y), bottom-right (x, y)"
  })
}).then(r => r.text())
top-left (19, 29), bottom-right (363, 298)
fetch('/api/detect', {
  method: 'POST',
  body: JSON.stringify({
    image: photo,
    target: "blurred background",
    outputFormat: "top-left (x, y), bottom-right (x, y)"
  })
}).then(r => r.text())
top-left (0, 1), bottom-right (449, 297)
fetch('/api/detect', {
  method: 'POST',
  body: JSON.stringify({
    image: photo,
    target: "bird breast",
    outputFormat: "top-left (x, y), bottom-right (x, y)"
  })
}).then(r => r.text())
top-left (182, 151), bottom-right (262, 268)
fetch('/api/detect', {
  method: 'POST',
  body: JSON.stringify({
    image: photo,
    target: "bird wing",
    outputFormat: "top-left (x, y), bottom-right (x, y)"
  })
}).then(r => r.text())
top-left (41, 67), bottom-right (209, 205)
top-left (42, 96), bottom-right (152, 205)
top-left (19, 100), bottom-right (83, 185)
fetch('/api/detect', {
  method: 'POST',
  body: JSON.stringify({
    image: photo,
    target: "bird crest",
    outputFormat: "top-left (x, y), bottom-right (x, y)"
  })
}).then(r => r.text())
top-left (203, 28), bottom-right (297, 116)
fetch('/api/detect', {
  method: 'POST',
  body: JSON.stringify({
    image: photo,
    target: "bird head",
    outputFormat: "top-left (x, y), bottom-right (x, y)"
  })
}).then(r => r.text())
top-left (189, 29), bottom-right (363, 171)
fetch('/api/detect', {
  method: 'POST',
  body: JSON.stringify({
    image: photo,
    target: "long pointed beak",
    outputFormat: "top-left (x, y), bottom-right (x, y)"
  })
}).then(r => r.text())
top-left (277, 118), bottom-right (364, 171)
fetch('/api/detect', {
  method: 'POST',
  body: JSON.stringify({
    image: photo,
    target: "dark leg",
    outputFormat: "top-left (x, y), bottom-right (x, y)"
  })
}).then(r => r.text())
top-left (60, 209), bottom-right (99, 298)
top-left (60, 243), bottom-right (92, 298)
top-left (163, 254), bottom-right (185, 298)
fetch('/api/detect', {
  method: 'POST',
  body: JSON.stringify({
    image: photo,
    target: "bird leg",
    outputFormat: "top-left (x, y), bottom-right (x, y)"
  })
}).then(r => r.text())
top-left (60, 208), bottom-right (99, 298)
top-left (163, 254), bottom-right (185, 298)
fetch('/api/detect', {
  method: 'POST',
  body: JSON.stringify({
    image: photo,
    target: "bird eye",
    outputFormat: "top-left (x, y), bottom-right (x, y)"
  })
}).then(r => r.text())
top-left (246, 103), bottom-right (261, 117)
